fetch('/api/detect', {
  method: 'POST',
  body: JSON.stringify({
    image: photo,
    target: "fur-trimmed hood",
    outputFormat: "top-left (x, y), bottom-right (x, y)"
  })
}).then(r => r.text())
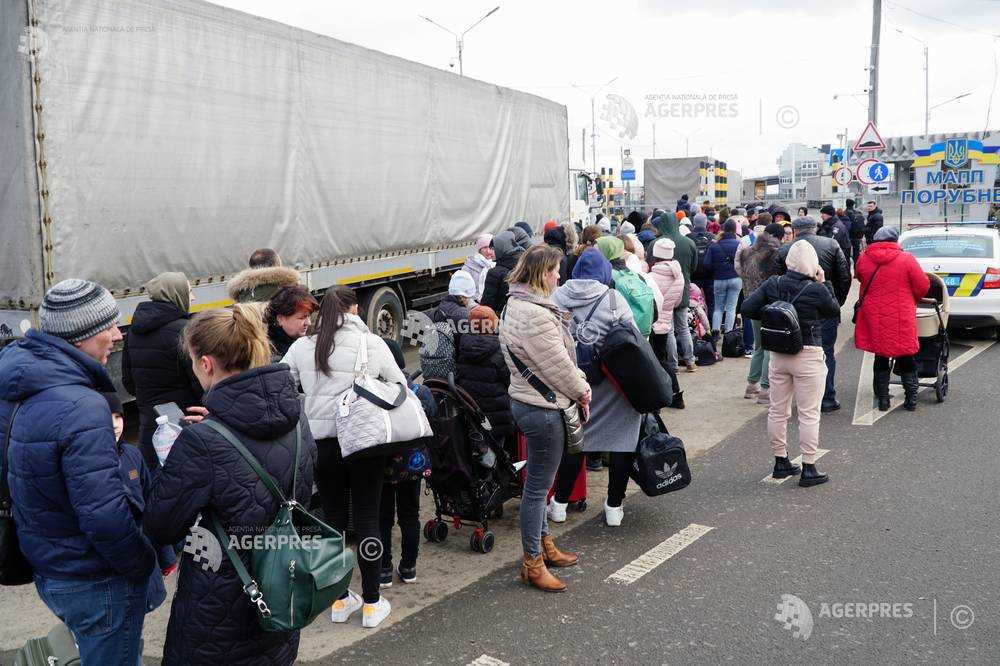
top-left (226, 266), bottom-right (300, 303)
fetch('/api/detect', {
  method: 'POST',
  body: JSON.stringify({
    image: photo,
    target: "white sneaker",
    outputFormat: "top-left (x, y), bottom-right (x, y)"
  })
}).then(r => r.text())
top-left (330, 589), bottom-right (362, 623)
top-left (362, 596), bottom-right (391, 629)
top-left (603, 500), bottom-right (624, 527)
top-left (546, 498), bottom-right (568, 523)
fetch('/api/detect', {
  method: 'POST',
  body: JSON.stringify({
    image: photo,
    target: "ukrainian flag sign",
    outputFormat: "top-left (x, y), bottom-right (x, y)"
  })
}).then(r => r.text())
top-left (912, 139), bottom-right (1000, 169)
top-left (901, 136), bottom-right (1000, 222)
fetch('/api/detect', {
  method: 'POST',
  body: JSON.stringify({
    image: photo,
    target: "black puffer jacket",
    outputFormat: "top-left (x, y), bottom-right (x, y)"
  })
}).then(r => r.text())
top-left (481, 247), bottom-right (523, 314)
top-left (122, 300), bottom-right (203, 466)
top-left (145, 365), bottom-right (316, 666)
top-left (455, 333), bottom-right (515, 438)
top-left (778, 232), bottom-right (852, 306)
top-left (865, 212), bottom-right (884, 244)
top-left (742, 272), bottom-right (841, 347)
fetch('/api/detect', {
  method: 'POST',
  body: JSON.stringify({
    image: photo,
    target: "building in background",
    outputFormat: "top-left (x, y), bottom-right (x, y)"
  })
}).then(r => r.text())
top-left (777, 143), bottom-right (830, 200)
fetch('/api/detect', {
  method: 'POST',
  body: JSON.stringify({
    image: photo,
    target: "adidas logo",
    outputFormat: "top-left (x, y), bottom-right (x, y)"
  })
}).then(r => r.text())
top-left (654, 461), bottom-right (678, 479)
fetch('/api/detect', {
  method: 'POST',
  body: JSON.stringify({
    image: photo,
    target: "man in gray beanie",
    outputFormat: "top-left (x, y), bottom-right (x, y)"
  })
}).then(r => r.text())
top-left (0, 279), bottom-right (156, 664)
top-left (779, 216), bottom-right (852, 412)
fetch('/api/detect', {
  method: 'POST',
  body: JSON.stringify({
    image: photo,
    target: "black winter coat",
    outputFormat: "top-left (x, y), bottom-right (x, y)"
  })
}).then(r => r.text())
top-left (455, 333), bottom-right (515, 438)
top-left (742, 272), bottom-right (841, 347)
top-left (145, 365), bottom-right (317, 666)
top-left (122, 300), bottom-right (203, 467)
top-left (481, 249), bottom-right (522, 314)
top-left (778, 232), bottom-right (852, 306)
top-left (865, 212), bottom-right (884, 245)
top-left (846, 210), bottom-right (867, 239)
top-left (819, 216), bottom-right (852, 262)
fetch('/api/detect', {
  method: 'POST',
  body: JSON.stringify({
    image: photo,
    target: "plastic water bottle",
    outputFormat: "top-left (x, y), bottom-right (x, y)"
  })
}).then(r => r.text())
top-left (152, 415), bottom-right (182, 466)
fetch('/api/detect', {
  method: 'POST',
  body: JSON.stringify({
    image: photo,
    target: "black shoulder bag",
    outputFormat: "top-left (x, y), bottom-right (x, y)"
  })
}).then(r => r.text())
top-left (852, 264), bottom-right (884, 324)
top-left (1, 403), bottom-right (34, 585)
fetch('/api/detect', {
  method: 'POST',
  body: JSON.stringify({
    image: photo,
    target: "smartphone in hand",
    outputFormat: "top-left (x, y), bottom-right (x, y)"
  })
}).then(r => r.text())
top-left (153, 402), bottom-right (185, 426)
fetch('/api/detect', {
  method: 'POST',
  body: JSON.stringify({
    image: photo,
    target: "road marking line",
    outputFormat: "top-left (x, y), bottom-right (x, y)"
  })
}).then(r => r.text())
top-left (468, 656), bottom-right (509, 666)
top-left (761, 448), bottom-right (830, 484)
top-left (605, 523), bottom-right (714, 585)
top-left (852, 340), bottom-right (994, 426)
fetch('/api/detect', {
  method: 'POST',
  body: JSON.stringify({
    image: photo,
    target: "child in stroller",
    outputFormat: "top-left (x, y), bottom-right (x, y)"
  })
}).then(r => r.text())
top-left (422, 374), bottom-right (522, 553)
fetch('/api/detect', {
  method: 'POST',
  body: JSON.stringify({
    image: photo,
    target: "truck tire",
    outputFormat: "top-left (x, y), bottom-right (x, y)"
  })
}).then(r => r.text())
top-left (364, 287), bottom-right (404, 343)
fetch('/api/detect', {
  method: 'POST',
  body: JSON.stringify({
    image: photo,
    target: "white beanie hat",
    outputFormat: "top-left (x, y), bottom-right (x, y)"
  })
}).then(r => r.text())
top-left (652, 238), bottom-right (676, 260)
top-left (448, 270), bottom-right (477, 298)
top-left (598, 217), bottom-right (611, 233)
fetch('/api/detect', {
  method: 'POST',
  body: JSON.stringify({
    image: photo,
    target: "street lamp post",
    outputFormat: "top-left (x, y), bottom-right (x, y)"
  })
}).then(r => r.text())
top-left (896, 29), bottom-right (929, 137)
top-left (671, 128), bottom-right (699, 158)
top-left (571, 76), bottom-right (619, 175)
top-left (419, 6), bottom-right (500, 76)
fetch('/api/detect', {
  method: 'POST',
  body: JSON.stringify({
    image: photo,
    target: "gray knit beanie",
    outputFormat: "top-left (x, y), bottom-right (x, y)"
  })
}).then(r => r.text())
top-left (39, 279), bottom-right (120, 343)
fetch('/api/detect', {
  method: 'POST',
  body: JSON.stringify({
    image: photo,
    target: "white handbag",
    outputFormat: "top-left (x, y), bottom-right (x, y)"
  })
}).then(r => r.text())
top-left (335, 334), bottom-right (432, 458)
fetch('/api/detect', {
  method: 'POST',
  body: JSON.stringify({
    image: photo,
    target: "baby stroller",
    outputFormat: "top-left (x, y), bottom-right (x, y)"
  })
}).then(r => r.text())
top-left (890, 273), bottom-right (950, 402)
top-left (422, 375), bottom-right (522, 553)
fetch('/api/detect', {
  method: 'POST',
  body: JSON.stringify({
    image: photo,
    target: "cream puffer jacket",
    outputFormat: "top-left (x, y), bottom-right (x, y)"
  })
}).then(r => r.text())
top-left (282, 314), bottom-right (406, 439)
top-left (499, 290), bottom-right (589, 410)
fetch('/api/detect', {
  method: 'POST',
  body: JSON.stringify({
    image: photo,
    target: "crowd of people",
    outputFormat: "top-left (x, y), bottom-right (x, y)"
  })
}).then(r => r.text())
top-left (0, 194), bottom-right (925, 663)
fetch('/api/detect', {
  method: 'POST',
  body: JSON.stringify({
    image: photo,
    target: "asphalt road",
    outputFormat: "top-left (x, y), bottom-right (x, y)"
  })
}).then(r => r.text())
top-left (320, 331), bottom-right (1000, 665)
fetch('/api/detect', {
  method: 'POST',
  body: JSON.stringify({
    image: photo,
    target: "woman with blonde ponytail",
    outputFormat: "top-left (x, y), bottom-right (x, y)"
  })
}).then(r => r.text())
top-left (145, 304), bottom-right (317, 665)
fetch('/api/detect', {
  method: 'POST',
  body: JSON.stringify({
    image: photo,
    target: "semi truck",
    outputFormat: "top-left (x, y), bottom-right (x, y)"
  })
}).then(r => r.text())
top-left (1, 0), bottom-right (571, 387)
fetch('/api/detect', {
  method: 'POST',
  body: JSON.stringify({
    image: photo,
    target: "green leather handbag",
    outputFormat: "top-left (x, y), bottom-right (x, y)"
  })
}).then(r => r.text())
top-left (203, 419), bottom-right (356, 632)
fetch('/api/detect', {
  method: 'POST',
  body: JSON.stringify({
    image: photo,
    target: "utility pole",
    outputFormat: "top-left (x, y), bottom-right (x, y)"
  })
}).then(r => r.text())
top-left (868, 0), bottom-right (881, 124)
top-left (652, 122), bottom-right (656, 158)
top-left (581, 127), bottom-right (586, 164)
top-left (923, 44), bottom-right (929, 136)
top-left (591, 97), bottom-right (597, 177)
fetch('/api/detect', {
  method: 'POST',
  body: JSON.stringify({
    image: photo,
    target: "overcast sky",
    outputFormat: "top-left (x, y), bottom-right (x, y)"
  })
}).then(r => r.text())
top-left (208, 0), bottom-right (999, 181)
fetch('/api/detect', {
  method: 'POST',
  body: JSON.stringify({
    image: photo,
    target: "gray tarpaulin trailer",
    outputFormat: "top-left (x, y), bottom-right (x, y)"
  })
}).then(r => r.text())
top-left (1, 0), bottom-right (569, 359)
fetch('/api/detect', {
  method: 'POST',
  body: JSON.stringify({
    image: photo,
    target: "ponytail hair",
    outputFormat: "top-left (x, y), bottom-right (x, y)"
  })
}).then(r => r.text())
top-left (184, 304), bottom-right (271, 372)
top-left (314, 286), bottom-right (359, 376)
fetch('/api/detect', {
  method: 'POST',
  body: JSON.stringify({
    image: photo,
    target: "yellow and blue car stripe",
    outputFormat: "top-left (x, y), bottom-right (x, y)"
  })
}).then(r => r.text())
top-left (937, 272), bottom-right (984, 297)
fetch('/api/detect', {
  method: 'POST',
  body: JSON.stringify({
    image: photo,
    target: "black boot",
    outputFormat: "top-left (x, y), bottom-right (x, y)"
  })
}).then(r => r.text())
top-left (798, 463), bottom-right (829, 487)
top-left (901, 372), bottom-right (919, 412)
top-left (772, 456), bottom-right (801, 479)
top-left (873, 370), bottom-right (891, 411)
top-left (669, 391), bottom-right (685, 409)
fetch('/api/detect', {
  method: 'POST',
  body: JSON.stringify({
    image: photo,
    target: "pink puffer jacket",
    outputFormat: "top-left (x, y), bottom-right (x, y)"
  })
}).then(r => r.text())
top-left (648, 260), bottom-right (685, 334)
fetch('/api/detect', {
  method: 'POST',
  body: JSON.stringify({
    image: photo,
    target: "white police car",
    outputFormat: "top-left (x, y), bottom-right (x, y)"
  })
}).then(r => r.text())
top-left (899, 222), bottom-right (1000, 332)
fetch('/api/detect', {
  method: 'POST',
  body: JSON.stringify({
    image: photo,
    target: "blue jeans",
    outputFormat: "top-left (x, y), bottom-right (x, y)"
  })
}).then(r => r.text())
top-left (821, 316), bottom-right (839, 404)
top-left (35, 574), bottom-right (148, 666)
top-left (511, 399), bottom-right (565, 557)
top-left (712, 277), bottom-right (743, 332)
top-left (673, 307), bottom-right (695, 365)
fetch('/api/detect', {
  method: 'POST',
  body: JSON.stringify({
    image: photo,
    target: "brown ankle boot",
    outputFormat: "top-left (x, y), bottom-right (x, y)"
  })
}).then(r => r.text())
top-left (541, 534), bottom-right (579, 567)
top-left (519, 553), bottom-right (566, 592)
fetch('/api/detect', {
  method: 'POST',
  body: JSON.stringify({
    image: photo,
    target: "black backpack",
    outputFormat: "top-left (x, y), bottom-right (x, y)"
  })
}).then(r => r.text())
top-left (691, 233), bottom-right (713, 278)
top-left (759, 278), bottom-right (811, 354)
top-left (569, 290), bottom-right (609, 385)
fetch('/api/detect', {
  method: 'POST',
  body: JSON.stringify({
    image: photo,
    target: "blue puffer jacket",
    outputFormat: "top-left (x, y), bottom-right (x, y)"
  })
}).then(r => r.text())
top-left (0, 330), bottom-right (156, 580)
top-left (703, 234), bottom-right (741, 281)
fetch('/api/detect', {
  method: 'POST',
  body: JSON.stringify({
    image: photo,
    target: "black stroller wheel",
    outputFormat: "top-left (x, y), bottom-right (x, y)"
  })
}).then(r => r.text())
top-left (480, 530), bottom-right (495, 553)
top-left (936, 368), bottom-right (949, 403)
top-left (424, 519), bottom-right (448, 543)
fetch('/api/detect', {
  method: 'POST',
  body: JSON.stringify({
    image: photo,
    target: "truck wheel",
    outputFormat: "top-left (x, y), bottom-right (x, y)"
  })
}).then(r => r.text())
top-left (365, 287), bottom-right (404, 342)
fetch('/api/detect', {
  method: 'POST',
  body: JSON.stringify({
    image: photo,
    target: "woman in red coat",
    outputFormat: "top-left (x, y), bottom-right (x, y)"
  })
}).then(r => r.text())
top-left (854, 226), bottom-right (930, 412)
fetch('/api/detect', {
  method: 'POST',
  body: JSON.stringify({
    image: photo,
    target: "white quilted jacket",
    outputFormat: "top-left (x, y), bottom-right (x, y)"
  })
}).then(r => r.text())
top-left (282, 314), bottom-right (407, 440)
